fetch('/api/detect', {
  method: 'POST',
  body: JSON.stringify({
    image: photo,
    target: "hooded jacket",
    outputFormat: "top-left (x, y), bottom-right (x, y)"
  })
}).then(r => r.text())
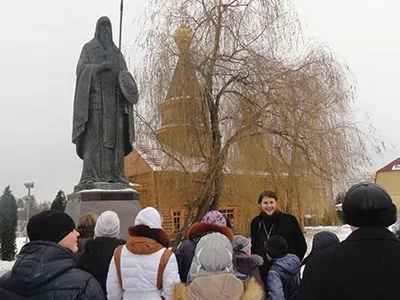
top-left (235, 251), bottom-right (264, 286)
top-left (177, 233), bottom-right (264, 300)
top-left (175, 222), bottom-right (234, 283)
top-left (0, 241), bottom-right (105, 300)
top-left (106, 225), bottom-right (180, 300)
top-left (267, 254), bottom-right (301, 300)
top-left (173, 275), bottom-right (264, 300)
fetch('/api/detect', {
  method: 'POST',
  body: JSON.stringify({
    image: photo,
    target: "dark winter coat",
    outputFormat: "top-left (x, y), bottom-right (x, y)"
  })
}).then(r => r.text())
top-left (250, 212), bottom-right (307, 261)
top-left (267, 254), bottom-right (300, 300)
top-left (250, 212), bottom-right (306, 286)
top-left (298, 227), bottom-right (400, 300)
top-left (0, 241), bottom-right (105, 300)
top-left (78, 236), bottom-right (125, 296)
top-left (235, 251), bottom-right (264, 286)
top-left (175, 222), bottom-right (234, 283)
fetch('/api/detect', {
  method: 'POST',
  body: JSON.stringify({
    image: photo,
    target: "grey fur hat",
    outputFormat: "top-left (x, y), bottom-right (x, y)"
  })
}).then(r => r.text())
top-left (233, 235), bottom-right (251, 254)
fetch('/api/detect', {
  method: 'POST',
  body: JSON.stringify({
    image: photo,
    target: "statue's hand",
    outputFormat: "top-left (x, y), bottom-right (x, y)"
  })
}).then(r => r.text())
top-left (100, 61), bottom-right (113, 72)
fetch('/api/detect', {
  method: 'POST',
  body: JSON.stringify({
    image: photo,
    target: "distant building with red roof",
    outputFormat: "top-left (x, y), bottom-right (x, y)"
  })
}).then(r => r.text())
top-left (376, 157), bottom-right (400, 173)
top-left (375, 157), bottom-right (400, 209)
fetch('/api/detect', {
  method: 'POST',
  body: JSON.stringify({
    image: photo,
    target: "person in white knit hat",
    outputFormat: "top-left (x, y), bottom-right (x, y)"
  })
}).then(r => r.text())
top-left (95, 210), bottom-right (121, 238)
top-left (78, 211), bottom-right (125, 297)
top-left (106, 206), bottom-right (180, 300)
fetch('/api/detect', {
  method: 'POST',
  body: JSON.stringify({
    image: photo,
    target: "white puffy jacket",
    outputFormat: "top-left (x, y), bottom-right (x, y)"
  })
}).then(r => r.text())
top-left (106, 244), bottom-right (180, 300)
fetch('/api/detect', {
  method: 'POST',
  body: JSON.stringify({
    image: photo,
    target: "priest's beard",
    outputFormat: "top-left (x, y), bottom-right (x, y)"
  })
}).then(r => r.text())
top-left (99, 32), bottom-right (112, 49)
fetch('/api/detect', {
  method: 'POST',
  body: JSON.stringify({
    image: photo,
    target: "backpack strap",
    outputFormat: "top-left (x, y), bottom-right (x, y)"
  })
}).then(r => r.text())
top-left (113, 245), bottom-right (124, 289)
top-left (156, 248), bottom-right (173, 290)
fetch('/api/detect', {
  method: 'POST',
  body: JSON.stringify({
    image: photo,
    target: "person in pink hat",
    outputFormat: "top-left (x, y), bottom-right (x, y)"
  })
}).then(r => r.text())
top-left (175, 210), bottom-right (234, 283)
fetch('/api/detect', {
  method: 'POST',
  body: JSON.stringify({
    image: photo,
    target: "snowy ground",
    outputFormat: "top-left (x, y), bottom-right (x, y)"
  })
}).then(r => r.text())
top-left (0, 226), bottom-right (353, 277)
top-left (303, 225), bottom-right (351, 257)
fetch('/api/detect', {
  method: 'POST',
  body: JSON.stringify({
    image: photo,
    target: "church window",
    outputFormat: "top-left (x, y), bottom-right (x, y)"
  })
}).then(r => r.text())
top-left (219, 207), bottom-right (236, 227)
top-left (170, 209), bottom-right (185, 232)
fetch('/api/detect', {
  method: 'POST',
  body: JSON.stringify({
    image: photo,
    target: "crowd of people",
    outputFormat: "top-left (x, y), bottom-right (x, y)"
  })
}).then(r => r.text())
top-left (0, 182), bottom-right (399, 300)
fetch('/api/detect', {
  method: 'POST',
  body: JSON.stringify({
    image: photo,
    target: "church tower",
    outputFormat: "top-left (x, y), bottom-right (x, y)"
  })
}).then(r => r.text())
top-left (155, 24), bottom-right (209, 157)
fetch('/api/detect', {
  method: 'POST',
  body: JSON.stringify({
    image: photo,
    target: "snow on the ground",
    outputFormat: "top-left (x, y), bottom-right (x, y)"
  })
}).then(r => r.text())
top-left (303, 225), bottom-right (351, 257)
top-left (0, 226), bottom-right (353, 277)
top-left (0, 237), bottom-right (27, 276)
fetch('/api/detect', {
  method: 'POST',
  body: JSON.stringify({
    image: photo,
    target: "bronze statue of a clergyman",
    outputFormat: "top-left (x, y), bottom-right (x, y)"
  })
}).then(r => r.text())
top-left (72, 16), bottom-right (138, 191)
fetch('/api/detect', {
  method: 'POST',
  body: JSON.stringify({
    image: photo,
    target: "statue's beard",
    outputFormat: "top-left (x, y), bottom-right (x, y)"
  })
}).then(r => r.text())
top-left (100, 32), bottom-right (112, 47)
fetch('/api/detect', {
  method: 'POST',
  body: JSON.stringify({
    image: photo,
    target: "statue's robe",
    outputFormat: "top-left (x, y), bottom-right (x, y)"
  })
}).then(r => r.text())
top-left (72, 19), bottom-right (135, 185)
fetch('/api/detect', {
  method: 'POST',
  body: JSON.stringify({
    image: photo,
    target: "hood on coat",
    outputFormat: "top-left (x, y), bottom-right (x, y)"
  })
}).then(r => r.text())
top-left (126, 224), bottom-right (170, 255)
top-left (129, 224), bottom-right (170, 247)
top-left (192, 232), bottom-right (234, 278)
top-left (272, 253), bottom-right (301, 275)
top-left (10, 241), bottom-right (76, 292)
top-left (126, 236), bottom-right (165, 255)
top-left (173, 276), bottom-right (264, 300)
top-left (188, 222), bottom-right (234, 242)
top-left (235, 252), bottom-right (264, 267)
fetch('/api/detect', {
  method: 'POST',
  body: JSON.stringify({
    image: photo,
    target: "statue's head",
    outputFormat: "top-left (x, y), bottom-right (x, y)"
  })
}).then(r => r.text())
top-left (95, 16), bottom-right (113, 47)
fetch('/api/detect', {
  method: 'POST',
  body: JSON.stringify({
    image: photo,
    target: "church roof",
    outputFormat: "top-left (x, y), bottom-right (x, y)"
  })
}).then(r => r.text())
top-left (134, 141), bottom-right (207, 173)
top-left (165, 24), bottom-right (201, 102)
top-left (134, 140), bottom-right (290, 177)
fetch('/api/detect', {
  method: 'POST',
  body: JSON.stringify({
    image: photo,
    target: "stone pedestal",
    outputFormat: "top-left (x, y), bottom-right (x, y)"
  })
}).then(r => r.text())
top-left (65, 188), bottom-right (141, 239)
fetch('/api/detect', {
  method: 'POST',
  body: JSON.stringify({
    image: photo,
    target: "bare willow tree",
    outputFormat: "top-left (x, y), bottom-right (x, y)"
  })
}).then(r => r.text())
top-left (131, 0), bottom-right (382, 243)
top-left (260, 47), bottom-right (382, 224)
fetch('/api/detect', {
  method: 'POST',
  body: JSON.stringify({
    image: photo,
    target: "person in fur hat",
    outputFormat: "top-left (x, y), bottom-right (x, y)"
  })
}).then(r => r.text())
top-left (173, 232), bottom-right (264, 300)
top-left (106, 207), bottom-right (180, 300)
top-left (175, 210), bottom-right (234, 283)
top-left (298, 182), bottom-right (400, 300)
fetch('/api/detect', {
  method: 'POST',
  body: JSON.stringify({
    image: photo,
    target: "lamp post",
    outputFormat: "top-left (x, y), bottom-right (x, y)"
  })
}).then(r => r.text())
top-left (24, 182), bottom-right (34, 244)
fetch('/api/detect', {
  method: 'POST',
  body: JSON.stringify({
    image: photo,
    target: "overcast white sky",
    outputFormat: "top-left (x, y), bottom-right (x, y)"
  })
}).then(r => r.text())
top-left (0, 0), bottom-right (398, 201)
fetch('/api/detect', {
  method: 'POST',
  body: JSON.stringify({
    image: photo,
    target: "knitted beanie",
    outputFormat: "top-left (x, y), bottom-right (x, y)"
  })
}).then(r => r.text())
top-left (201, 210), bottom-right (227, 227)
top-left (266, 236), bottom-right (288, 259)
top-left (94, 211), bottom-right (120, 238)
top-left (27, 210), bottom-right (76, 243)
top-left (342, 182), bottom-right (397, 227)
